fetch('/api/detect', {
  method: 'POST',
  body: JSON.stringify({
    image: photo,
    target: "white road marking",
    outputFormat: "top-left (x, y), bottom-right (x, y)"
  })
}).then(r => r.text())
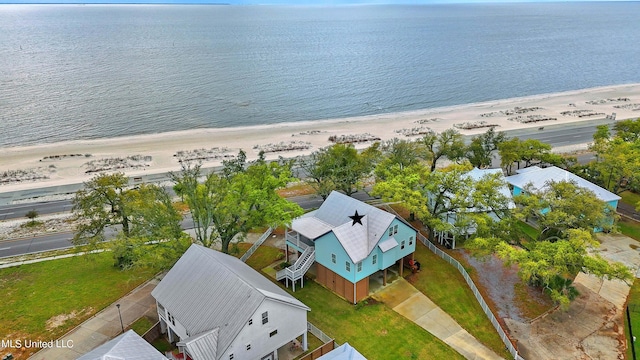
top-left (0, 247), bottom-right (12, 251)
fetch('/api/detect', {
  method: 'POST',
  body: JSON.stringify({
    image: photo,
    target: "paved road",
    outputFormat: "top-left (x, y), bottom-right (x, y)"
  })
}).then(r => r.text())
top-left (0, 192), bottom-right (375, 258)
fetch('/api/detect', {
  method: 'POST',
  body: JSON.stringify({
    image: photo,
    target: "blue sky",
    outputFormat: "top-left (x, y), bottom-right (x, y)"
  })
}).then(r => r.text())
top-left (0, 0), bottom-right (631, 4)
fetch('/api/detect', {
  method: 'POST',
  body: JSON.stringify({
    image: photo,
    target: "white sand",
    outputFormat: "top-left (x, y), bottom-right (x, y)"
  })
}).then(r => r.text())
top-left (1, 83), bottom-right (639, 193)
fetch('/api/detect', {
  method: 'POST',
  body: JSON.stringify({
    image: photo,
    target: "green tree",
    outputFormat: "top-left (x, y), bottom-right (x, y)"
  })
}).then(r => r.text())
top-left (373, 163), bottom-right (511, 243)
top-left (613, 118), bottom-right (640, 142)
top-left (516, 180), bottom-right (616, 241)
top-left (498, 137), bottom-right (558, 175)
top-left (465, 127), bottom-right (506, 168)
top-left (173, 154), bottom-right (304, 253)
top-left (299, 143), bottom-right (374, 198)
top-left (25, 209), bottom-right (39, 225)
top-left (470, 229), bottom-right (632, 309)
top-left (420, 129), bottom-right (465, 171)
top-left (374, 138), bottom-right (424, 180)
top-left (585, 134), bottom-right (640, 194)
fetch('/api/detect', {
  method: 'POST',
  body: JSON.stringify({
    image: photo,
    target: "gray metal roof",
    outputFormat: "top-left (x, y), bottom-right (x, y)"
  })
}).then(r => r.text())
top-left (76, 330), bottom-right (168, 360)
top-left (317, 342), bottom-right (367, 360)
top-left (506, 166), bottom-right (621, 203)
top-left (293, 191), bottom-right (396, 263)
top-left (378, 237), bottom-right (398, 253)
top-left (292, 216), bottom-right (333, 239)
top-left (178, 328), bottom-right (219, 360)
top-left (151, 244), bottom-right (309, 359)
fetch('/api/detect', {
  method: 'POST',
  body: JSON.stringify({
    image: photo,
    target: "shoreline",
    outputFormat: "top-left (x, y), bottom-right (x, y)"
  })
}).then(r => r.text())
top-left (1, 83), bottom-right (640, 195)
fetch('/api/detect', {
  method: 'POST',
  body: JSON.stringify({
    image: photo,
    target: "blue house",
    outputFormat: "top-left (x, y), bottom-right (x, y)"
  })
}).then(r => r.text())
top-left (505, 166), bottom-right (621, 231)
top-left (278, 191), bottom-right (417, 304)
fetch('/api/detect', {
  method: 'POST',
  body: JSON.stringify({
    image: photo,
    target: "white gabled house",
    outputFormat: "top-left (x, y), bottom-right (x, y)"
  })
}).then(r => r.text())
top-left (152, 244), bottom-right (310, 360)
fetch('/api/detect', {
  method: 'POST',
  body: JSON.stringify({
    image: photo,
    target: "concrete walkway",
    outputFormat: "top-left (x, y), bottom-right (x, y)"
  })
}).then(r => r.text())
top-left (30, 276), bottom-right (161, 360)
top-left (373, 278), bottom-right (503, 360)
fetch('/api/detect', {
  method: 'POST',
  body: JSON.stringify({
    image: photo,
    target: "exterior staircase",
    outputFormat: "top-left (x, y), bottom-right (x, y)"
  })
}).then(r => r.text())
top-left (276, 246), bottom-right (315, 291)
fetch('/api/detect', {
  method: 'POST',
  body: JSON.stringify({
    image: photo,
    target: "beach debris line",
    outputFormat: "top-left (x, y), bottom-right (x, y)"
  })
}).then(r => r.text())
top-left (291, 130), bottom-right (326, 137)
top-left (480, 106), bottom-right (543, 118)
top-left (253, 141), bottom-right (312, 153)
top-left (84, 155), bottom-right (152, 174)
top-left (585, 97), bottom-right (630, 105)
top-left (508, 115), bottom-right (557, 124)
top-left (395, 126), bottom-right (432, 137)
top-left (1, 166), bottom-right (55, 185)
top-left (614, 103), bottom-right (640, 111)
top-left (40, 153), bottom-right (91, 161)
top-left (414, 118), bottom-right (442, 124)
top-left (328, 133), bottom-right (381, 144)
top-left (453, 120), bottom-right (499, 130)
top-left (174, 147), bottom-right (235, 163)
top-left (559, 109), bottom-right (605, 118)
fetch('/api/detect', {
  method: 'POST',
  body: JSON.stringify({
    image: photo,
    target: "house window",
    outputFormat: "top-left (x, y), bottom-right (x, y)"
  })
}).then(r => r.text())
top-left (394, 224), bottom-right (398, 234)
top-left (345, 262), bottom-right (351, 272)
top-left (372, 254), bottom-right (377, 265)
top-left (247, 344), bottom-right (251, 351)
top-left (262, 312), bottom-right (268, 325)
top-left (409, 236), bottom-right (414, 245)
top-left (388, 227), bottom-right (393, 236)
top-left (270, 330), bottom-right (278, 337)
top-left (357, 262), bottom-right (362, 272)
top-left (167, 312), bottom-right (175, 326)
top-left (401, 240), bottom-right (405, 250)
top-left (248, 319), bottom-right (253, 325)
top-left (331, 254), bottom-right (336, 264)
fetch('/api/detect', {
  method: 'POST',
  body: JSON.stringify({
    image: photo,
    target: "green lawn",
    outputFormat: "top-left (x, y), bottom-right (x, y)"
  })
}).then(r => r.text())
top-left (619, 218), bottom-right (640, 242)
top-left (626, 279), bottom-right (640, 359)
top-left (243, 245), bottom-right (464, 360)
top-left (289, 281), bottom-right (465, 360)
top-left (515, 220), bottom-right (540, 242)
top-left (129, 316), bottom-right (155, 335)
top-left (620, 191), bottom-right (640, 209)
top-left (410, 243), bottom-right (512, 359)
top-left (0, 252), bottom-right (155, 355)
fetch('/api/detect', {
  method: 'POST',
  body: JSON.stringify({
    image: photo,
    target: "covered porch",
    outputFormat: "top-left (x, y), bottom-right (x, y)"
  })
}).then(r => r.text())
top-left (285, 229), bottom-right (315, 262)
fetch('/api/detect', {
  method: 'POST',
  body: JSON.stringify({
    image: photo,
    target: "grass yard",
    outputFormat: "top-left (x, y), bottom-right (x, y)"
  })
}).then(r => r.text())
top-left (234, 242), bottom-right (285, 269)
top-left (515, 220), bottom-right (540, 242)
top-left (409, 243), bottom-right (512, 359)
top-left (288, 281), bottom-right (465, 360)
top-left (620, 191), bottom-right (640, 209)
top-left (619, 217), bottom-right (640, 242)
top-left (626, 279), bottom-right (640, 359)
top-left (242, 245), bottom-right (463, 360)
top-left (129, 316), bottom-right (155, 335)
top-left (0, 252), bottom-right (155, 357)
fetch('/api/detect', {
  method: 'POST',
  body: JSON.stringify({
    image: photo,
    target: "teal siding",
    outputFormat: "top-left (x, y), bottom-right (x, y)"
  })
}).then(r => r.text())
top-left (315, 232), bottom-right (355, 283)
top-left (314, 218), bottom-right (418, 284)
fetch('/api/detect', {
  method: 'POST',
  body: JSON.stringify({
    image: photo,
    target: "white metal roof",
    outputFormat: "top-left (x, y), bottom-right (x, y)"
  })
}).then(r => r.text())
top-left (178, 328), bottom-right (219, 360)
top-left (378, 237), bottom-right (399, 253)
top-left (292, 191), bottom-right (397, 263)
top-left (506, 166), bottom-right (621, 203)
top-left (76, 330), bottom-right (168, 360)
top-left (317, 342), bottom-right (367, 360)
top-left (291, 216), bottom-right (333, 239)
top-left (151, 244), bottom-right (309, 359)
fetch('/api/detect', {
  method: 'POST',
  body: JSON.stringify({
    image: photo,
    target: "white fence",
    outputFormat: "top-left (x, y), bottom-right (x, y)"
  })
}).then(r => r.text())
top-left (380, 205), bottom-right (523, 360)
top-left (417, 232), bottom-right (523, 360)
top-left (307, 321), bottom-right (336, 346)
top-left (240, 227), bottom-right (273, 263)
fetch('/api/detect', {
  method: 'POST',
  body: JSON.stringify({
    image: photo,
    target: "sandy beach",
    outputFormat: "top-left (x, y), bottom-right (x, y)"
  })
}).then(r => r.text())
top-left (2, 83), bottom-right (640, 194)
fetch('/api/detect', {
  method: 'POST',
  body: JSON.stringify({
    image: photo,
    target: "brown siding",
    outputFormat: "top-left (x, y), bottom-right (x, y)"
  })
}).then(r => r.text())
top-left (298, 340), bottom-right (335, 360)
top-left (355, 277), bottom-right (369, 302)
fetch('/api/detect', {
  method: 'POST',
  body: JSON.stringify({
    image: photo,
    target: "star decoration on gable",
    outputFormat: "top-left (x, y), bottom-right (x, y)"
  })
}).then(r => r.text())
top-left (349, 210), bottom-right (364, 226)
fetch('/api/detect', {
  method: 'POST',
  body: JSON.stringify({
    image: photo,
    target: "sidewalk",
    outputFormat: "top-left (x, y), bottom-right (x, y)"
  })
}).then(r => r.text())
top-left (373, 278), bottom-right (503, 360)
top-left (30, 275), bottom-right (162, 360)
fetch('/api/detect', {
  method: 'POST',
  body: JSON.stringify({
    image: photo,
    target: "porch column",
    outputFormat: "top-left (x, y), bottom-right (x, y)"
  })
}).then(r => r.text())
top-left (285, 243), bottom-right (289, 263)
top-left (383, 268), bottom-right (387, 286)
top-left (302, 331), bottom-right (308, 351)
top-left (400, 257), bottom-right (404, 277)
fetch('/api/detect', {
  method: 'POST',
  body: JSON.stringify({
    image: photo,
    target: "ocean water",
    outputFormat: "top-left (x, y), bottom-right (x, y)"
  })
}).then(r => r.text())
top-left (0, 2), bottom-right (639, 147)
